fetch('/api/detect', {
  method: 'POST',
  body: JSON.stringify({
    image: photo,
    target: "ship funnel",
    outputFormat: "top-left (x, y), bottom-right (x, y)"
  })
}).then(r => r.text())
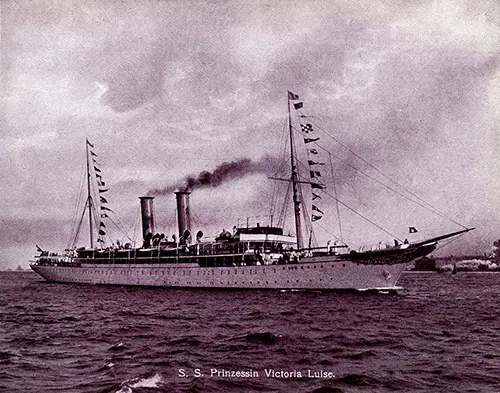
top-left (139, 197), bottom-right (155, 245)
top-left (175, 191), bottom-right (191, 243)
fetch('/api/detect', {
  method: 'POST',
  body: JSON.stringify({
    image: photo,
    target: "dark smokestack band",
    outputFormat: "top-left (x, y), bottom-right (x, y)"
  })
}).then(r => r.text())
top-left (175, 191), bottom-right (191, 240)
top-left (139, 196), bottom-right (155, 242)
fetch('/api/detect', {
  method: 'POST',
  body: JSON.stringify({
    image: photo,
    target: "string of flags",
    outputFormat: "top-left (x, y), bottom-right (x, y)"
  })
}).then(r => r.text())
top-left (86, 139), bottom-right (110, 245)
top-left (301, 124), bottom-right (313, 133)
top-left (304, 137), bottom-right (320, 144)
top-left (288, 91), bottom-right (303, 110)
top-left (288, 91), bottom-right (423, 234)
top-left (288, 92), bottom-right (326, 223)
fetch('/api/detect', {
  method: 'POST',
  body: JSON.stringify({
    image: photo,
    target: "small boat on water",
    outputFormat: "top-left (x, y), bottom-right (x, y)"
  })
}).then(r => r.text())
top-left (30, 92), bottom-right (473, 290)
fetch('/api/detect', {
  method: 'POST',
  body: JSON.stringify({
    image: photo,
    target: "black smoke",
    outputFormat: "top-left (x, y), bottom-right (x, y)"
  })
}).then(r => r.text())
top-left (148, 156), bottom-right (275, 195)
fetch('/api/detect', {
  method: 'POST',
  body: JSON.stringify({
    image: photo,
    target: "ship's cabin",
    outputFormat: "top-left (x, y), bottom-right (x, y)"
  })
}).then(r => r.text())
top-left (192, 225), bottom-right (296, 264)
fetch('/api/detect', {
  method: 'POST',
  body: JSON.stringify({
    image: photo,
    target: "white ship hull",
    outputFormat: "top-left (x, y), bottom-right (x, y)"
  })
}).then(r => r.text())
top-left (30, 259), bottom-right (408, 291)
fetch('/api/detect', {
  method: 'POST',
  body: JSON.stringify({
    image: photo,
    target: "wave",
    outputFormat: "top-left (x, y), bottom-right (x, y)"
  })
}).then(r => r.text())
top-left (338, 373), bottom-right (382, 386)
top-left (115, 372), bottom-right (163, 393)
top-left (340, 350), bottom-right (377, 360)
top-left (310, 387), bottom-right (345, 393)
top-left (167, 337), bottom-right (203, 346)
top-left (0, 351), bottom-right (17, 361)
top-left (3, 271), bottom-right (500, 393)
top-left (245, 332), bottom-right (279, 345)
top-left (108, 342), bottom-right (126, 351)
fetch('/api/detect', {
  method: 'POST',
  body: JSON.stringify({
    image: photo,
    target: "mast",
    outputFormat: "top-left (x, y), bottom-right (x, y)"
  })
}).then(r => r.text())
top-left (86, 141), bottom-right (94, 248)
top-left (288, 93), bottom-right (303, 249)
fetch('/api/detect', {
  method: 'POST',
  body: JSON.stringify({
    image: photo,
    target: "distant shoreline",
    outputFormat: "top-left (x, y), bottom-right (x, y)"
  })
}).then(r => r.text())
top-left (405, 270), bottom-right (500, 274)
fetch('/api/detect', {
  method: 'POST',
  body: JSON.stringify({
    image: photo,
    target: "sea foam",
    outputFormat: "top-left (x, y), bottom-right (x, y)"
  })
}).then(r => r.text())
top-left (115, 372), bottom-right (163, 393)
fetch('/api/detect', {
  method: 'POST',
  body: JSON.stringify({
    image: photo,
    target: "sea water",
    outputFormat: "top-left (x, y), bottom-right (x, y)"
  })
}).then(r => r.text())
top-left (1, 271), bottom-right (499, 393)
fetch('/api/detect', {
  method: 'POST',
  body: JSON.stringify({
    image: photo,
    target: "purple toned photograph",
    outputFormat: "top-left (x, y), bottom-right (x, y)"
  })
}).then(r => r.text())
top-left (1, 1), bottom-right (499, 392)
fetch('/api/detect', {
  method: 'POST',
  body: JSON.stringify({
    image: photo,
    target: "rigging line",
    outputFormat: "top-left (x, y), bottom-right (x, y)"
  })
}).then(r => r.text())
top-left (293, 125), bottom-right (463, 227)
top-left (271, 156), bottom-right (292, 219)
top-left (90, 204), bottom-right (99, 243)
top-left (309, 219), bottom-right (345, 245)
top-left (276, 117), bottom-right (289, 167)
top-left (271, 151), bottom-right (294, 226)
top-left (322, 188), bottom-right (403, 241)
top-left (300, 190), bottom-right (317, 248)
top-left (274, 155), bottom-right (292, 177)
top-left (91, 198), bottom-right (108, 246)
top-left (432, 231), bottom-right (468, 253)
top-left (73, 161), bottom-right (86, 213)
top-left (67, 166), bottom-right (87, 249)
top-left (126, 206), bottom-right (139, 245)
top-left (109, 216), bottom-right (134, 242)
top-left (291, 115), bottom-right (464, 227)
top-left (293, 163), bottom-right (319, 249)
top-left (132, 207), bottom-right (141, 247)
top-left (125, 208), bottom-right (139, 240)
top-left (70, 199), bottom-right (89, 249)
top-left (67, 156), bottom-right (87, 246)
top-left (271, 119), bottom-right (290, 179)
top-left (289, 138), bottom-right (330, 246)
top-left (86, 142), bottom-right (95, 248)
top-left (295, 169), bottom-right (319, 249)
top-left (191, 211), bottom-right (208, 230)
top-left (310, 120), bottom-right (468, 229)
top-left (277, 182), bottom-right (288, 226)
top-left (279, 177), bottom-right (292, 228)
top-left (269, 120), bottom-right (290, 218)
top-left (289, 147), bottom-right (323, 246)
top-left (278, 182), bottom-right (292, 228)
top-left (329, 152), bottom-right (344, 243)
top-left (106, 216), bottom-right (133, 242)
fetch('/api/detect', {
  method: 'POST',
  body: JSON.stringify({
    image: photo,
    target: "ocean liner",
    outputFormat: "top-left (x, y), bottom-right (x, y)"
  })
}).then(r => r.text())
top-left (30, 92), bottom-right (473, 290)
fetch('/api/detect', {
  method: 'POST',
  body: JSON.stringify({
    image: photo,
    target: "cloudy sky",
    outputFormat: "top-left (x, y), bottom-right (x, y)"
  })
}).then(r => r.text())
top-left (1, 0), bottom-right (499, 269)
